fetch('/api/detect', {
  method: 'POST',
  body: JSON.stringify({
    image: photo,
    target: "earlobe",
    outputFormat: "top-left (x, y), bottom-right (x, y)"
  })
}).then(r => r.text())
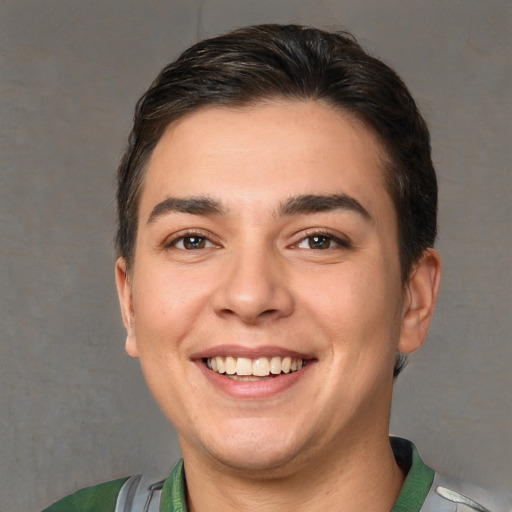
top-left (398, 248), bottom-right (442, 354)
top-left (114, 258), bottom-right (140, 358)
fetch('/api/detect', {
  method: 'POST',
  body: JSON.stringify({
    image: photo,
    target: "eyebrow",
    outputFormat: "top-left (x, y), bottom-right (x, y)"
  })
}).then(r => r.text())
top-left (147, 196), bottom-right (224, 223)
top-left (147, 193), bottom-right (371, 224)
top-left (278, 194), bottom-right (371, 220)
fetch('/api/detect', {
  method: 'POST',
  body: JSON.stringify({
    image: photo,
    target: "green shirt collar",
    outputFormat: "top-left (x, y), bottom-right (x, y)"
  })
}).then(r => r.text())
top-left (390, 437), bottom-right (435, 511)
top-left (160, 438), bottom-right (434, 512)
top-left (160, 459), bottom-right (187, 512)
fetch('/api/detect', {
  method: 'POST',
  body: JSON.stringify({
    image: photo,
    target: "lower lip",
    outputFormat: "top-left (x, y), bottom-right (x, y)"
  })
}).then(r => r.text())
top-left (195, 360), bottom-right (313, 399)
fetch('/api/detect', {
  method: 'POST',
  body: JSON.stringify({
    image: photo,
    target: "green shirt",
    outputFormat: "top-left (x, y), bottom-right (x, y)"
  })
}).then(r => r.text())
top-left (42, 438), bottom-right (434, 512)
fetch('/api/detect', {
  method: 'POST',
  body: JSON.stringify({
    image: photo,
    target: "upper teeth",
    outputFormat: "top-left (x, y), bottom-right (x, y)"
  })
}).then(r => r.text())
top-left (206, 356), bottom-right (304, 377)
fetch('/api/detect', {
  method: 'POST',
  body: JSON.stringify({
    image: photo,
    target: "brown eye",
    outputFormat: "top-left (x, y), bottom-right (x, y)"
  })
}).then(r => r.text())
top-left (297, 235), bottom-right (333, 250)
top-left (307, 235), bottom-right (331, 249)
top-left (182, 236), bottom-right (207, 250)
top-left (169, 235), bottom-right (216, 250)
top-left (296, 232), bottom-right (350, 250)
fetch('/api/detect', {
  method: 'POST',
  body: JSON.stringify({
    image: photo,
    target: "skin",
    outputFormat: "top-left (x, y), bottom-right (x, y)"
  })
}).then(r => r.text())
top-left (116, 100), bottom-right (441, 511)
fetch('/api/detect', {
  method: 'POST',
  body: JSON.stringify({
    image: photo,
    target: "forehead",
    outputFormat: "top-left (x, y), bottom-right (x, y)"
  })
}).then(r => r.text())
top-left (139, 100), bottom-right (393, 220)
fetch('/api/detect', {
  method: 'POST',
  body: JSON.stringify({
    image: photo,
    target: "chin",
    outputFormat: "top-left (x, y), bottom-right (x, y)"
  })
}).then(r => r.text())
top-left (192, 421), bottom-right (316, 477)
top-left (209, 445), bottom-right (305, 477)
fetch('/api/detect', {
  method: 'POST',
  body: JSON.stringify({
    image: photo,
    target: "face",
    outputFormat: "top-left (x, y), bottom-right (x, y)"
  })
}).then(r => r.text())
top-left (116, 101), bottom-right (439, 475)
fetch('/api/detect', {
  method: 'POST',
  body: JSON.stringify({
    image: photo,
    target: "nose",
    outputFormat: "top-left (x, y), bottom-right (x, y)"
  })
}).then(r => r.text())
top-left (211, 246), bottom-right (294, 324)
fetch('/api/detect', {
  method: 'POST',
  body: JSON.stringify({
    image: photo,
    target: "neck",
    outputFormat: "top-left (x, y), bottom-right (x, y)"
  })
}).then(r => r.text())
top-left (181, 431), bottom-right (405, 512)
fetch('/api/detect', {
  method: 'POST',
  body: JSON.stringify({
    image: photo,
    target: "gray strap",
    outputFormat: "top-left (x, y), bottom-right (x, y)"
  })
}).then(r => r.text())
top-left (115, 474), bottom-right (164, 512)
top-left (420, 472), bottom-right (511, 512)
top-left (115, 470), bottom-right (510, 512)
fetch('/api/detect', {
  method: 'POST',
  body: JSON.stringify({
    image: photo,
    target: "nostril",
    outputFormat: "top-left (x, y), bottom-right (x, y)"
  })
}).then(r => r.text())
top-left (217, 307), bottom-right (280, 322)
top-left (218, 307), bottom-right (236, 316)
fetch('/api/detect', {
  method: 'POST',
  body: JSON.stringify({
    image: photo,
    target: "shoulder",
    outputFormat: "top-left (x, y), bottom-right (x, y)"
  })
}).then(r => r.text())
top-left (422, 472), bottom-right (512, 512)
top-left (42, 477), bottom-right (129, 512)
top-left (391, 438), bottom-right (511, 512)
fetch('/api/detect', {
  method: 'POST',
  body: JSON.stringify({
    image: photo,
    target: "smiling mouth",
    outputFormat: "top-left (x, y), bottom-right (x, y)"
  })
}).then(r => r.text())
top-left (204, 356), bottom-right (306, 381)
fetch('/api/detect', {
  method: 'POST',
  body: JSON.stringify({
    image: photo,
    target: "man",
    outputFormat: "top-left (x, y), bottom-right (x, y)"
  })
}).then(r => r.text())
top-left (43, 24), bottom-right (509, 512)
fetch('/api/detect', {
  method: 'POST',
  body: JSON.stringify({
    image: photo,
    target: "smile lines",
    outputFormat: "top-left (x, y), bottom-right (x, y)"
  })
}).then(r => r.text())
top-left (205, 356), bottom-right (305, 379)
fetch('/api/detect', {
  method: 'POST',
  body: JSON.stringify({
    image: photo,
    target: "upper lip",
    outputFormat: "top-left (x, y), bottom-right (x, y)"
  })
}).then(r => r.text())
top-left (190, 344), bottom-right (315, 361)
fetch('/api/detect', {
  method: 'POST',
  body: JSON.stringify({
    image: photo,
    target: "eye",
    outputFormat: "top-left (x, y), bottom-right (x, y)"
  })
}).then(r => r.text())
top-left (296, 232), bottom-right (350, 250)
top-left (167, 233), bottom-right (217, 250)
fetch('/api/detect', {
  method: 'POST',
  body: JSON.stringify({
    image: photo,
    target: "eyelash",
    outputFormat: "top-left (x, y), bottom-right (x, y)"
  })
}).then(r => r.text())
top-left (295, 230), bottom-right (352, 250)
top-left (163, 230), bottom-right (351, 251)
top-left (163, 230), bottom-right (219, 250)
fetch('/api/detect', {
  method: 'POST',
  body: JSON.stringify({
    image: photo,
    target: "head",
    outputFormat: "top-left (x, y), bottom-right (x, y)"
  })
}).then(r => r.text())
top-left (114, 24), bottom-right (442, 475)
top-left (115, 24), bottom-right (438, 378)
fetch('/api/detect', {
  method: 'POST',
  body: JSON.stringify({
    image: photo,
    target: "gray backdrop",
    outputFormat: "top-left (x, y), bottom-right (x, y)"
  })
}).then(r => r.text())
top-left (1, 1), bottom-right (510, 510)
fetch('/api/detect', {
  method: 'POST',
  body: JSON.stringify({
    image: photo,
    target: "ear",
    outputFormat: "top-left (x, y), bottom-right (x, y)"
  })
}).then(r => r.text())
top-left (115, 258), bottom-right (139, 358)
top-left (398, 248), bottom-right (442, 354)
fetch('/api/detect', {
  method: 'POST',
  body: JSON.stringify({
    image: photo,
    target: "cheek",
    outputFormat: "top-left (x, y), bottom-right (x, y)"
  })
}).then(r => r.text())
top-left (301, 263), bottom-right (384, 320)
top-left (302, 261), bottom-right (403, 349)
top-left (131, 265), bottom-right (214, 351)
